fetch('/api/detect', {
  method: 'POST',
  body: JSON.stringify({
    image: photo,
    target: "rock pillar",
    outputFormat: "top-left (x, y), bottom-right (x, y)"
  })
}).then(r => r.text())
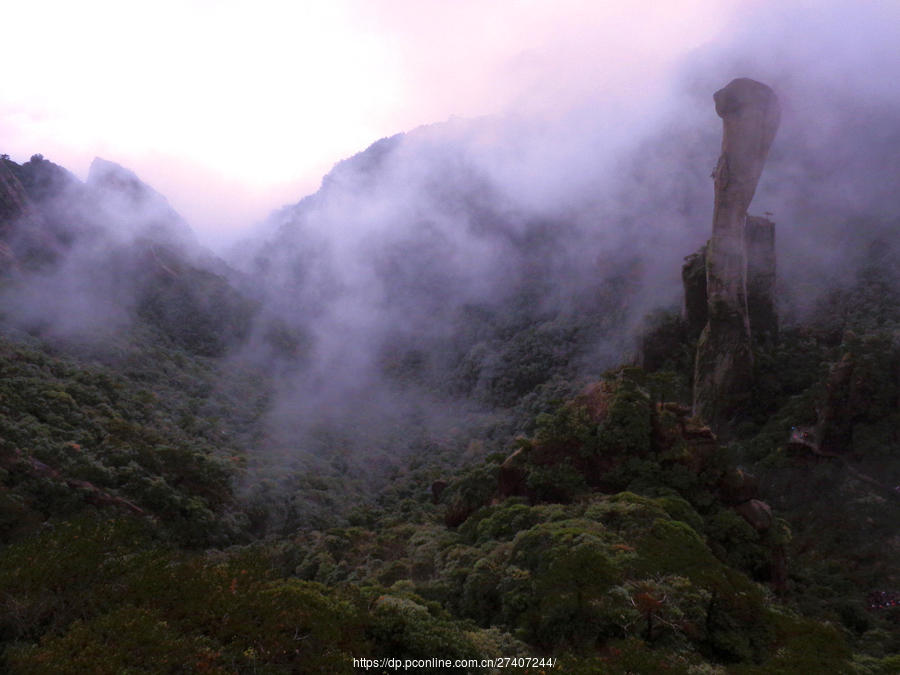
top-left (693, 79), bottom-right (780, 429)
top-left (745, 215), bottom-right (777, 342)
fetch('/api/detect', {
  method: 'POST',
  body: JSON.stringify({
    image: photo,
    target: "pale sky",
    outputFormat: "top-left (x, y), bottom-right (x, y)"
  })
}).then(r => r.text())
top-left (1, 0), bottom-right (741, 244)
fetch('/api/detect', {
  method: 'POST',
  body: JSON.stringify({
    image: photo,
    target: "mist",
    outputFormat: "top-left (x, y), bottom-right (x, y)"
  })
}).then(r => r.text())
top-left (2, 1), bottom-right (899, 523)
top-left (210, 1), bottom-right (900, 502)
top-left (5, 6), bottom-right (900, 668)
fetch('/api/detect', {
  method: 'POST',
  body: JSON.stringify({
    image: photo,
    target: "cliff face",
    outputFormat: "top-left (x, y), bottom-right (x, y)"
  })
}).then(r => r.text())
top-left (0, 157), bottom-right (53, 271)
top-left (688, 79), bottom-right (781, 431)
top-left (744, 214), bottom-right (777, 341)
top-left (0, 159), bottom-right (42, 230)
top-left (682, 245), bottom-right (708, 338)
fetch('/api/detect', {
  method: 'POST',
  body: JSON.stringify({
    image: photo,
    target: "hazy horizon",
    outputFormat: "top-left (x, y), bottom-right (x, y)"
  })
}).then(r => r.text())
top-left (4, 0), bottom-right (899, 258)
top-left (3, 0), bottom-right (742, 247)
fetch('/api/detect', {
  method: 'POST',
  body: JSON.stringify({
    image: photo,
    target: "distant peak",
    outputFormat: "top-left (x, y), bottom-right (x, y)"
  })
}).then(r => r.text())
top-left (86, 157), bottom-right (172, 211)
top-left (87, 157), bottom-right (141, 189)
top-left (85, 157), bottom-right (196, 248)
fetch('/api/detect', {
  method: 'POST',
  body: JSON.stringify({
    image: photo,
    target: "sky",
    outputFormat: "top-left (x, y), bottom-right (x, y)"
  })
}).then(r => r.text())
top-left (1, 0), bottom-right (741, 244)
top-left (4, 0), bottom-right (899, 481)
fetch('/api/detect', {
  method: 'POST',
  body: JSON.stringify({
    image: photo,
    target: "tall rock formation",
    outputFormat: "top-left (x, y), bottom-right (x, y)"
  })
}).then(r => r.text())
top-left (744, 214), bottom-right (777, 342)
top-left (689, 78), bottom-right (781, 430)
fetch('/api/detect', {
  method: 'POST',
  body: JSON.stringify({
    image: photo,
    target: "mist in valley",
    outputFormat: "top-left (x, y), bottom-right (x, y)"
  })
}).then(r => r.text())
top-left (3, 4), bottom-right (900, 670)
top-left (219, 0), bottom-right (900, 504)
top-left (1, 0), bottom-right (898, 527)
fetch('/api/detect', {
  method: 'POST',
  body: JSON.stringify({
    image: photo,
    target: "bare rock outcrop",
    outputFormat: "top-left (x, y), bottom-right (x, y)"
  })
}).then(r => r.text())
top-left (691, 78), bottom-right (781, 431)
top-left (682, 245), bottom-right (708, 338)
top-left (734, 498), bottom-right (774, 533)
top-left (744, 215), bottom-right (777, 341)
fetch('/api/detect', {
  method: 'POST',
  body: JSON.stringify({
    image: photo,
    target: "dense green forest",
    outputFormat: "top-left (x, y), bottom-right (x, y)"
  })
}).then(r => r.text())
top-left (1, 92), bottom-right (899, 675)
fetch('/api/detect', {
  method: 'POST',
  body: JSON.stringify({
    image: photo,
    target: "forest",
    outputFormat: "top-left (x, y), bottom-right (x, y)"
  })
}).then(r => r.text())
top-left (0, 61), bottom-right (899, 673)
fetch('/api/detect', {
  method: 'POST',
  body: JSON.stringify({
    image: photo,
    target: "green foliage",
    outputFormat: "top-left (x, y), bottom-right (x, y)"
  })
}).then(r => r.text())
top-left (366, 593), bottom-right (484, 667)
top-left (6, 606), bottom-right (222, 674)
top-left (524, 460), bottom-right (588, 502)
top-left (441, 460), bottom-right (501, 527)
top-left (0, 201), bottom-right (896, 672)
top-left (633, 518), bottom-right (719, 583)
top-left (0, 336), bottom-right (253, 545)
top-left (509, 518), bottom-right (624, 648)
top-left (654, 494), bottom-right (705, 533)
top-left (463, 499), bottom-right (537, 544)
top-left (455, 318), bottom-right (581, 408)
top-left (133, 245), bottom-right (257, 358)
top-left (639, 309), bottom-right (693, 383)
top-left (0, 516), bottom-right (154, 643)
top-left (727, 610), bottom-right (852, 674)
top-left (831, 331), bottom-right (900, 457)
top-left (533, 401), bottom-right (597, 454)
top-left (592, 637), bottom-right (696, 674)
top-left (704, 508), bottom-right (769, 575)
top-left (853, 653), bottom-right (900, 675)
top-left (0, 515), bottom-right (368, 672)
top-left (596, 377), bottom-right (653, 456)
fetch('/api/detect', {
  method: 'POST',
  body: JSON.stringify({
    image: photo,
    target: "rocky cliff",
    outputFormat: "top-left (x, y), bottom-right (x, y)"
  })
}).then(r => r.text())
top-left (1, 154), bottom-right (107, 270)
top-left (687, 78), bottom-right (781, 431)
top-left (0, 157), bottom-right (49, 271)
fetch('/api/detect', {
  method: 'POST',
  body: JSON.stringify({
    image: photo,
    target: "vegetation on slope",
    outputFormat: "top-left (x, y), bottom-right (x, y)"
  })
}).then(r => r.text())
top-left (0, 150), bottom-right (897, 672)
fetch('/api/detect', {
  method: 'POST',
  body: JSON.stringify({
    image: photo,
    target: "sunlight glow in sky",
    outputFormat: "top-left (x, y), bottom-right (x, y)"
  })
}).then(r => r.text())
top-left (1, 0), bottom-right (739, 242)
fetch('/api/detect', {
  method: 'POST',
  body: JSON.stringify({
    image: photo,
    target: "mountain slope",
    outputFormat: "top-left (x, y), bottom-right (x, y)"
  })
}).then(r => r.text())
top-left (0, 69), bottom-right (899, 671)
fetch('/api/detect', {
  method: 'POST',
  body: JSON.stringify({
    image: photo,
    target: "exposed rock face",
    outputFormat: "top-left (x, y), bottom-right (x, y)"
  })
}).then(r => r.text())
top-left (734, 498), bottom-right (773, 533)
top-left (745, 215), bottom-right (777, 341)
top-left (497, 448), bottom-right (527, 498)
top-left (692, 79), bottom-right (781, 430)
top-left (813, 338), bottom-right (900, 459)
top-left (682, 221), bottom-right (777, 344)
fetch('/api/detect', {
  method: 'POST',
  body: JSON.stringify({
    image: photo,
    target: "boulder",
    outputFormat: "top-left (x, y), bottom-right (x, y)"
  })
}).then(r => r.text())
top-left (734, 498), bottom-right (774, 532)
top-left (718, 467), bottom-right (760, 505)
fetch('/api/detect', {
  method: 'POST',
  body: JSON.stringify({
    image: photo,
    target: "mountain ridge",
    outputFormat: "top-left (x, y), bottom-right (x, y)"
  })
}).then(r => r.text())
top-left (0, 74), bottom-right (898, 670)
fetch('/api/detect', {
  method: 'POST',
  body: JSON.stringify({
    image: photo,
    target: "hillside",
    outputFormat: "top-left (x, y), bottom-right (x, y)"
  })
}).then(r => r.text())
top-left (0, 72), bottom-right (898, 673)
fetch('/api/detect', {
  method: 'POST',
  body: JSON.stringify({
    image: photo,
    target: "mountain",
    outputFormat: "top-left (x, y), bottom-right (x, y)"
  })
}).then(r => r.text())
top-left (85, 157), bottom-right (197, 250)
top-left (0, 154), bottom-right (255, 355)
top-left (0, 72), bottom-right (898, 671)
